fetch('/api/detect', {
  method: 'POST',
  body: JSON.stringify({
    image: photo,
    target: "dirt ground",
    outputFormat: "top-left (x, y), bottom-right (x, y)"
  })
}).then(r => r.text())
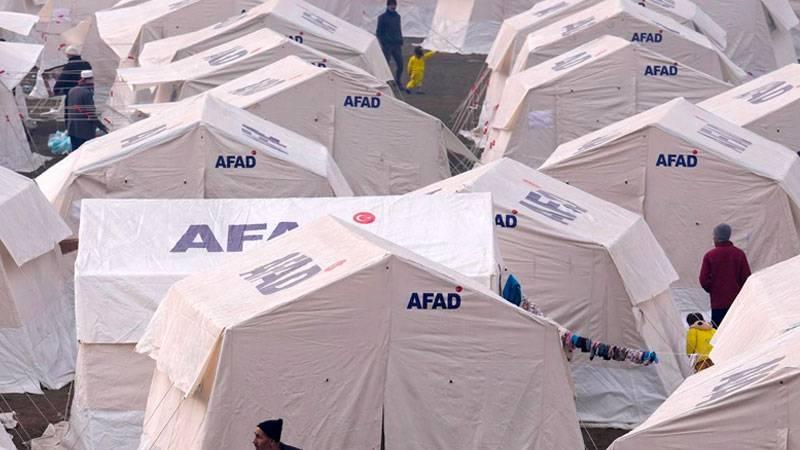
top-left (3, 39), bottom-right (627, 449)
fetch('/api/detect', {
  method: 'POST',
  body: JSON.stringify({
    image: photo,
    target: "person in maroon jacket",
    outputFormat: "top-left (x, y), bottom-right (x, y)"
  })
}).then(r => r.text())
top-left (699, 223), bottom-right (751, 327)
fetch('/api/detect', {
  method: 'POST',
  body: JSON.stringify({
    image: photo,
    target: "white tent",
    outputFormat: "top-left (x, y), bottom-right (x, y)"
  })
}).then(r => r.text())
top-left (61, 194), bottom-right (504, 450)
top-left (609, 326), bottom-right (800, 450)
top-left (0, 166), bottom-right (74, 394)
top-left (793, 0), bottom-right (800, 56)
top-left (540, 98), bottom-right (800, 319)
top-left (700, 63), bottom-right (800, 153)
top-left (138, 0), bottom-right (393, 83)
top-left (0, 0), bottom-right (39, 14)
top-left (693, 0), bottom-right (798, 77)
top-left (134, 56), bottom-right (473, 196)
top-left (422, 0), bottom-right (539, 54)
top-left (115, 27), bottom-right (389, 107)
top-left (477, 0), bottom-right (727, 132)
top-left (307, 0), bottom-right (436, 37)
top-left (0, 11), bottom-right (37, 36)
top-left (136, 215), bottom-right (583, 449)
top-left (0, 41), bottom-right (47, 173)
top-left (414, 158), bottom-right (688, 427)
top-left (80, 0), bottom-right (263, 102)
top-left (512, 0), bottom-right (746, 84)
top-left (481, 35), bottom-right (731, 168)
top-left (710, 255), bottom-right (800, 365)
top-left (35, 94), bottom-right (352, 232)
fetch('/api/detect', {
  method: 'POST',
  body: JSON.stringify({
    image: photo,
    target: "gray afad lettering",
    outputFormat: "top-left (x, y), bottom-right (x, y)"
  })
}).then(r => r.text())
top-left (519, 191), bottom-right (578, 225)
top-left (533, 1), bottom-right (569, 18)
top-left (645, 0), bottom-right (676, 10)
top-left (561, 17), bottom-right (595, 37)
top-left (241, 124), bottom-right (289, 154)
top-left (697, 356), bottom-right (784, 408)
top-left (120, 124), bottom-right (167, 149)
top-left (239, 252), bottom-right (322, 295)
top-left (228, 77), bottom-right (284, 97)
top-left (735, 80), bottom-right (794, 105)
top-left (552, 51), bottom-right (592, 71)
top-left (697, 123), bottom-right (752, 154)
top-left (204, 46), bottom-right (248, 67)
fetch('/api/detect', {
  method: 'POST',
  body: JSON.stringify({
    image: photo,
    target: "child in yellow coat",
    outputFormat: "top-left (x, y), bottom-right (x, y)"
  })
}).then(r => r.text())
top-left (686, 312), bottom-right (716, 372)
top-left (406, 46), bottom-right (435, 94)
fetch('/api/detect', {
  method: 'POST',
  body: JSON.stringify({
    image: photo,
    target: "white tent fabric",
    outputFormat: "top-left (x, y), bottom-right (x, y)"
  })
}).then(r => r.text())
top-left (700, 64), bottom-right (800, 153)
top-left (115, 27), bottom-right (389, 107)
top-left (81, 0), bottom-right (263, 103)
top-left (481, 35), bottom-right (731, 168)
top-left (0, 0), bottom-right (39, 14)
top-left (710, 255), bottom-right (800, 365)
top-left (0, 41), bottom-right (47, 172)
top-left (477, 0), bottom-right (727, 133)
top-left (307, 0), bottom-right (436, 37)
top-left (132, 56), bottom-right (472, 196)
top-left (0, 166), bottom-right (74, 394)
top-left (0, 12), bottom-right (37, 36)
top-left (609, 326), bottom-right (800, 450)
top-left (693, 0), bottom-right (798, 77)
top-left (793, 0), bottom-right (800, 56)
top-left (422, 0), bottom-right (538, 54)
top-left (138, 0), bottom-right (393, 82)
top-left (60, 194), bottom-right (503, 450)
top-left (512, 0), bottom-right (747, 84)
top-left (35, 94), bottom-right (352, 232)
top-left (413, 158), bottom-right (688, 427)
top-left (541, 98), bottom-right (800, 319)
top-left (136, 215), bottom-right (583, 449)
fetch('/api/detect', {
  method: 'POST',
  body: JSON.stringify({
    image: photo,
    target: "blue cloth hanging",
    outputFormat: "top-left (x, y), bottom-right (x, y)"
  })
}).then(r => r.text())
top-left (502, 273), bottom-right (523, 306)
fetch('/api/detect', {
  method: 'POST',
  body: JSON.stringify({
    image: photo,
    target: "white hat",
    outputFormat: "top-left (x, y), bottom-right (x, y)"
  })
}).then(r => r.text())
top-left (80, 70), bottom-right (93, 79)
top-left (65, 46), bottom-right (80, 56)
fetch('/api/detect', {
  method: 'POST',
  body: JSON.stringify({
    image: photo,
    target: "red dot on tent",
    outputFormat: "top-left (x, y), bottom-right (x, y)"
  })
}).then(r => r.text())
top-left (692, 149), bottom-right (698, 155)
top-left (300, 31), bottom-right (304, 35)
top-left (455, 286), bottom-right (463, 293)
top-left (251, 150), bottom-right (257, 155)
top-left (353, 212), bottom-right (376, 224)
top-left (376, 92), bottom-right (381, 96)
top-left (511, 209), bottom-right (518, 215)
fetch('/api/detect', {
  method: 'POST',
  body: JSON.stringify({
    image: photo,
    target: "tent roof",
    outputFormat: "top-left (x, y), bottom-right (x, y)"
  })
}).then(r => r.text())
top-left (699, 64), bottom-right (800, 127)
top-left (0, 167), bottom-right (71, 266)
top-left (137, 215), bottom-right (537, 396)
top-left (710, 254), bottom-right (800, 364)
top-left (36, 94), bottom-right (353, 202)
top-left (139, 0), bottom-right (374, 67)
top-left (0, 11), bottom-right (37, 35)
top-left (544, 98), bottom-right (800, 193)
top-left (516, 0), bottom-right (744, 81)
top-left (415, 158), bottom-right (678, 304)
top-left (76, 193), bottom-right (501, 343)
top-left (0, 41), bottom-right (42, 90)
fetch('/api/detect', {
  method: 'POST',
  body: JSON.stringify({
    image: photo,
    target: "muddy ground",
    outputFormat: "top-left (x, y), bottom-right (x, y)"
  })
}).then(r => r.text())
top-left (3, 39), bottom-right (627, 449)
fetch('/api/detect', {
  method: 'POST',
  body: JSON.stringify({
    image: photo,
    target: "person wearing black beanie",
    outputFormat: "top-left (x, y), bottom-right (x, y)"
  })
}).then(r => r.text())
top-left (253, 419), bottom-right (302, 450)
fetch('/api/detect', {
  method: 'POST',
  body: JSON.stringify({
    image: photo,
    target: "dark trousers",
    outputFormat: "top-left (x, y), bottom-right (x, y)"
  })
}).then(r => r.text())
top-left (711, 308), bottom-right (729, 328)
top-left (381, 44), bottom-right (403, 83)
top-left (70, 135), bottom-right (89, 150)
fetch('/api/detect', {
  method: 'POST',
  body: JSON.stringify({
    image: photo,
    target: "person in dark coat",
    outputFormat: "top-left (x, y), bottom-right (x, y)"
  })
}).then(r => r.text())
top-left (699, 223), bottom-right (751, 327)
top-left (53, 46), bottom-right (92, 97)
top-left (65, 70), bottom-right (108, 150)
top-left (376, 0), bottom-right (404, 83)
top-left (253, 419), bottom-right (302, 450)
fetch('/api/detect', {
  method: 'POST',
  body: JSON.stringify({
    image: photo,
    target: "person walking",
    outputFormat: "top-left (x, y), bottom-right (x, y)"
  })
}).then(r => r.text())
top-left (53, 46), bottom-right (92, 96)
top-left (376, 0), bottom-right (404, 84)
top-left (685, 312), bottom-right (716, 372)
top-left (65, 70), bottom-right (108, 150)
top-left (699, 223), bottom-right (751, 327)
top-left (405, 46), bottom-right (435, 94)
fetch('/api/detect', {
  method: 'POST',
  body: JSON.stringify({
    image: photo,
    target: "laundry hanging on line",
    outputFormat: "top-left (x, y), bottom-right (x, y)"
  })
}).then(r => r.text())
top-left (558, 328), bottom-right (659, 366)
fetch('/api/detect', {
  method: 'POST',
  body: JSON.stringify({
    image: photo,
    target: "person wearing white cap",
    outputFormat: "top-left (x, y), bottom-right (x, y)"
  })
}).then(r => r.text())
top-left (65, 69), bottom-right (108, 150)
top-left (53, 45), bottom-right (92, 96)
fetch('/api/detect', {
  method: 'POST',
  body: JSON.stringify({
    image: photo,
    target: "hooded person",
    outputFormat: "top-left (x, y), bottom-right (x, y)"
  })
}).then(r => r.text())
top-left (253, 419), bottom-right (302, 450)
top-left (65, 70), bottom-right (108, 150)
top-left (376, 0), bottom-right (404, 83)
top-left (699, 224), bottom-right (751, 327)
top-left (685, 312), bottom-right (715, 372)
top-left (53, 46), bottom-right (92, 97)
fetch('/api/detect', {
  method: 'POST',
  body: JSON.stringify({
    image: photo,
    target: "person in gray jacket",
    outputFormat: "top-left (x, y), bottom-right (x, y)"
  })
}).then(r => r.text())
top-left (65, 70), bottom-right (108, 150)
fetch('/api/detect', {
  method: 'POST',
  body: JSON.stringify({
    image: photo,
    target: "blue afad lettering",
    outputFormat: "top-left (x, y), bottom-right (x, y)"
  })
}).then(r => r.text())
top-left (343, 95), bottom-right (381, 108)
top-left (215, 155), bottom-right (256, 168)
top-left (518, 190), bottom-right (588, 225)
top-left (656, 154), bottom-right (698, 167)
top-left (644, 65), bottom-right (678, 76)
top-left (407, 292), bottom-right (462, 310)
top-left (170, 222), bottom-right (299, 252)
top-left (495, 213), bottom-right (518, 228)
top-left (240, 252), bottom-right (321, 296)
top-left (631, 32), bottom-right (663, 43)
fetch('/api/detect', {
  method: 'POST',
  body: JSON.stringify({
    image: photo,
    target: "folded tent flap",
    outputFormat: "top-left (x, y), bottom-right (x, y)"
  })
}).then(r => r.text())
top-left (0, 11), bottom-right (38, 35)
top-left (762, 0), bottom-right (800, 31)
top-left (0, 41), bottom-right (43, 91)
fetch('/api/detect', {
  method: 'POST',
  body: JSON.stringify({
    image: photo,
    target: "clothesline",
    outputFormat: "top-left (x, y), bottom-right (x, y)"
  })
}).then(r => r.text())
top-left (558, 328), bottom-right (660, 366)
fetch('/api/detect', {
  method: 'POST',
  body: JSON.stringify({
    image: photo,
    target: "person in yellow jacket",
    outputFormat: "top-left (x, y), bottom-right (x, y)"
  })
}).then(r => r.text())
top-left (405, 46), bottom-right (435, 94)
top-left (686, 312), bottom-right (716, 372)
